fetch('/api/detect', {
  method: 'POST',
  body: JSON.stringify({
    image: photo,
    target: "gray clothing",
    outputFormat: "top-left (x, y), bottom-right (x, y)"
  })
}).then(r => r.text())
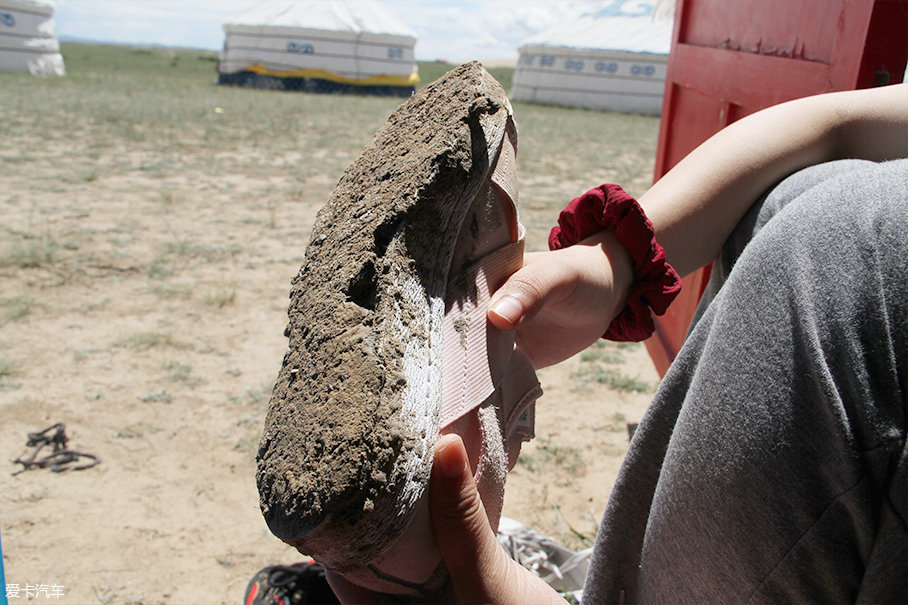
top-left (583, 160), bottom-right (908, 604)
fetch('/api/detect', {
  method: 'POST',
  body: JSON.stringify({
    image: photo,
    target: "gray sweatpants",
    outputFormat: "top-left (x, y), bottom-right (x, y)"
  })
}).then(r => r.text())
top-left (583, 159), bottom-right (908, 604)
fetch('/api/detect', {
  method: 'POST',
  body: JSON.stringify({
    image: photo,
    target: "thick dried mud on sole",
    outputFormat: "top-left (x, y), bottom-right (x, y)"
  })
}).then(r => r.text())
top-left (256, 62), bottom-right (512, 559)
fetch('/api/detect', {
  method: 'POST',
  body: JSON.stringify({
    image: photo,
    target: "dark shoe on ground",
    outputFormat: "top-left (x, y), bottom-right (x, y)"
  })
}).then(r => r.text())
top-left (244, 561), bottom-right (339, 605)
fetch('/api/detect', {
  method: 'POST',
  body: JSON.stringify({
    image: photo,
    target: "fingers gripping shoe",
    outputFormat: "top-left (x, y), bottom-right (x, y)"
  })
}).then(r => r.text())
top-left (256, 62), bottom-right (541, 598)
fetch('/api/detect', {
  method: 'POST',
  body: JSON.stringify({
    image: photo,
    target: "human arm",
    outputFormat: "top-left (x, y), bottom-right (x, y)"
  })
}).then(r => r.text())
top-left (642, 82), bottom-right (908, 277)
top-left (489, 83), bottom-right (908, 368)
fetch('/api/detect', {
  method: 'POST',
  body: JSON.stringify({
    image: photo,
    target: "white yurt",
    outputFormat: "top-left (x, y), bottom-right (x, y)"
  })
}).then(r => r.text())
top-left (511, 0), bottom-right (673, 115)
top-left (0, 0), bottom-right (64, 76)
top-left (218, 0), bottom-right (418, 96)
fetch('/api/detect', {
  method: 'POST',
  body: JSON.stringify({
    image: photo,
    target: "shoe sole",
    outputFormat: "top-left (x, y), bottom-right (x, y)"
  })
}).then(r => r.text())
top-left (257, 62), bottom-right (516, 573)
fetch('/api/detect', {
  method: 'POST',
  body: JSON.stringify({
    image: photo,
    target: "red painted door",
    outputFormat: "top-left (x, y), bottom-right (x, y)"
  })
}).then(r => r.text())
top-left (646, 0), bottom-right (907, 377)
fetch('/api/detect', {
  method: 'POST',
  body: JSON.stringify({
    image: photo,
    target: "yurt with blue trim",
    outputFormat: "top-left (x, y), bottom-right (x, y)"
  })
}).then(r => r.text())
top-left (218, 0), bottom-right (418, 97)
top-left (511, 0), bottom-right (673, 115)
top-left (0, 0), bottom-right (64, 76)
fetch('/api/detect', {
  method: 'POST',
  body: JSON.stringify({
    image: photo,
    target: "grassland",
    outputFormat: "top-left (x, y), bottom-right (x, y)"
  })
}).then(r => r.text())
top-left (0, 42), bottom-right (660, 603)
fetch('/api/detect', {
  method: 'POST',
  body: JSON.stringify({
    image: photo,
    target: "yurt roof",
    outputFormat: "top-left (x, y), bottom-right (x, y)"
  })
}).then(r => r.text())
top-left (519, 1), bottom-right (673, 55)
top-left (0, 0), bottom-right (55, 15)
top-left (224, 0), bottom-right (417, 42)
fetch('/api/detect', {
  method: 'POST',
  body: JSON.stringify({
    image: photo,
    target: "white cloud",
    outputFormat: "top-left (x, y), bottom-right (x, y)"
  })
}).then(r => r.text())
top-left (54, 0), bottom-right (607, 60)
top-left (383, 0), bottom-right (607, 61)
top-left (55, 0), bottom-right (250, 48)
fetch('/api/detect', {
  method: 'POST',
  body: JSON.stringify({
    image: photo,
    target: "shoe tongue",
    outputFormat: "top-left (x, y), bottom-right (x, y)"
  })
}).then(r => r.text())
top-left (440, 235), bottom-right (524, 428)
top-left (490, 119), bottom-right (518, 230)
top-left (440, 116), bottom-right (527, 429)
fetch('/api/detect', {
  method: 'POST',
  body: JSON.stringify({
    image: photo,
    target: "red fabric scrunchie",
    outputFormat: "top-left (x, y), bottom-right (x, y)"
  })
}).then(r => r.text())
top-left (548, 184), bottom-right (682, 342)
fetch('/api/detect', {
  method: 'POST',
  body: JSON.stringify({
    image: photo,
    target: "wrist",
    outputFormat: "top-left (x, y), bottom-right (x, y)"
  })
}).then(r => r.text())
top-left (549, 183), bottom-right (682, 342)
top-left (576, 229), bottom-right (634, 318)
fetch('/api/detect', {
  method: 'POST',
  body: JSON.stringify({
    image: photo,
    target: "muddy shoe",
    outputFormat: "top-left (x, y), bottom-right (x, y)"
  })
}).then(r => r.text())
top-left (257, 62), bottom-right (541, 597)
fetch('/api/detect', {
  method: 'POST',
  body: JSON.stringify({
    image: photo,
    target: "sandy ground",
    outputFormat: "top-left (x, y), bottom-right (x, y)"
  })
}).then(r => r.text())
top-left (1, 93), bottom-right (659, 604)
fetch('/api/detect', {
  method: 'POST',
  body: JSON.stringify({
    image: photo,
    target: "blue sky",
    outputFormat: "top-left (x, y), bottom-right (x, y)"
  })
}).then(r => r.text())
top-left (53, 0), bottom-right (612, 62)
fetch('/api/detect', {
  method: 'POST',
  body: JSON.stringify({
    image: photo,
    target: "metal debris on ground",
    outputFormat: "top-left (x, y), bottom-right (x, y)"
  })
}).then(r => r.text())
top-left (497, 516), bottom-right (592, 602)
top-left (12, 423), bottom-right (101, 475)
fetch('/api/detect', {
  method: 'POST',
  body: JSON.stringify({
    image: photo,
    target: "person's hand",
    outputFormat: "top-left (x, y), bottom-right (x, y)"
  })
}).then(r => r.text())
top-left (488, 230), bottom-right (633, 369)
top-left (430, 433), bottom-right (565, 604)
top-left (328, 435), bottom-right (564, 604)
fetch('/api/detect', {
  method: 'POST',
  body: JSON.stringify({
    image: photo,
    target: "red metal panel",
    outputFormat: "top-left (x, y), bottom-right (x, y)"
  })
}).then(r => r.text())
top-left (645, 0), bottom-right (907, 377)
top-left (857, 1), bottom-right (908, 87)
top-left (679, 0), bottom-right (868, 65)
top-left (669, 44), bottom-right (833, 106)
